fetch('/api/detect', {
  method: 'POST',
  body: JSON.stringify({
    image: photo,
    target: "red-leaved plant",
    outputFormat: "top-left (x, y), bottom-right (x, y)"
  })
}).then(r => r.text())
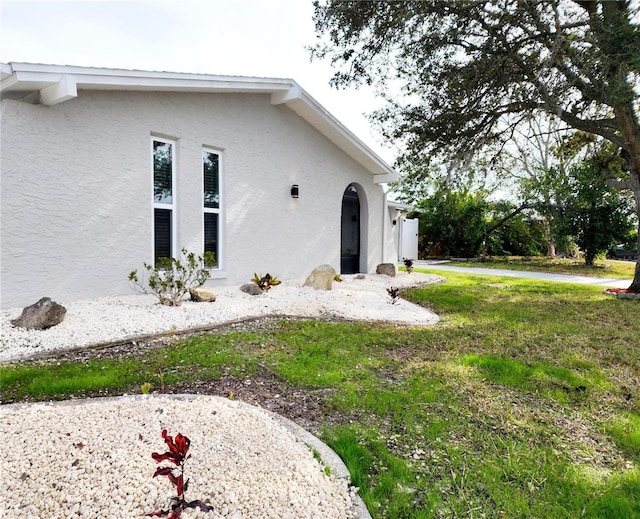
top-left (147, 429), bottom-right (213, 518)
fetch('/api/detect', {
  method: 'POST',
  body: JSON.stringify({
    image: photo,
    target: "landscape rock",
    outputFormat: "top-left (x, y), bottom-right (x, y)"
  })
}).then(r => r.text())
top-left (304, 264), bottom-right (336, 290)
top-left (189, 287), bottom-right (216, 302)
top-left (376, 263), bottom-right (396, 277)
top-left (240, 283), bottom-right (263, 296)
top-left (355, 274), bottom-right (366, 280)
top-left (11, 297), bottom-right (67, 330)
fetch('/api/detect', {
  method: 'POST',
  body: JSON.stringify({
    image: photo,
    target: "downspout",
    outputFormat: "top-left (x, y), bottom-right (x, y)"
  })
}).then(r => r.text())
top-left (382, 191), bottom-right (388, 265)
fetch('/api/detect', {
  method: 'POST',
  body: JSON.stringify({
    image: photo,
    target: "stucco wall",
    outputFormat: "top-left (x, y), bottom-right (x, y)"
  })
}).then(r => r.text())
top-left (1, 91), bottom-right (389, 308)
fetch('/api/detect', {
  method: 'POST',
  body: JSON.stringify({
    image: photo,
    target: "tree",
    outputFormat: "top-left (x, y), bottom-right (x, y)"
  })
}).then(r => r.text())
top-left (312, 0), bottom-right (640, 290)
top-left (480, 200), bottom-right (547, 256)
top-left (554, 151), bottom-right (636, 265)
top-left (415, 186), bottom-right (490, 258)
top-left (501, 117), bottom-right (570, 257)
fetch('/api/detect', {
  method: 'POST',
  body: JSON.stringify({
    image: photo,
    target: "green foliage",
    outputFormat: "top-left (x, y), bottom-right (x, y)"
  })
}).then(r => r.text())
top-left (251, 273), bottom-right (282, 291)
top-left (129, 248), bottom-right (215, 306)
top-left (483, 203), bottom-right (547, 257)
top-left (554, 154), bottom-right (635, 265)
top-left (312, 0), bottom-right (640, 288)
top-left (416, 186), bottom-right (489, 257)
top-left (311, 1), bottom-right (640, 173)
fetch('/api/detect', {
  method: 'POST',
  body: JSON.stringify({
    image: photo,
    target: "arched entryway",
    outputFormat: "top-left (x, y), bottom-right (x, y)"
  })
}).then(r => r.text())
top-left (340, 185), bottom-right (360, 274)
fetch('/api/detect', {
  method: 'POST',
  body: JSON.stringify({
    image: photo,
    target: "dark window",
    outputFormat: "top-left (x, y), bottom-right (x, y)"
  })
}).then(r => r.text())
top-left (204, 213), bottom-right (218, 266)
top-left (154, 208), bottom-right (172, 263)
top-left (153, 141), bottom-right (173, 204)
top-left (203, 150), bottom-right (220, 267)
top-left (153, 139), bottom-right (174, 265)
top-left (203, 151), bottom-right (219, 209)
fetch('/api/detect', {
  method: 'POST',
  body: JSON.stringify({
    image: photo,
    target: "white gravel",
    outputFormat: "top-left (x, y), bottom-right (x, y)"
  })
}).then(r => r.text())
top-left (0, 273), bottom-right (441, 518)
top-left (0, 272), bottom-right (442, 363)
top-left (0, 395), bottom-right (359, 518)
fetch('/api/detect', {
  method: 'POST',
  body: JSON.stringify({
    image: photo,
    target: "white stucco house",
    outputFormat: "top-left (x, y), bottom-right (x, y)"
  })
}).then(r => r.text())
top-left (0, 63), bottom-right (406, 309)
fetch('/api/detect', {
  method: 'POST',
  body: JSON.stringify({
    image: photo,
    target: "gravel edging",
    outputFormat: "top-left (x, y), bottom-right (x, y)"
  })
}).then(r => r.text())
top-left (1, 394), bottom-right (367, 518)
top-left (263, 403), bottom-right (372, 519)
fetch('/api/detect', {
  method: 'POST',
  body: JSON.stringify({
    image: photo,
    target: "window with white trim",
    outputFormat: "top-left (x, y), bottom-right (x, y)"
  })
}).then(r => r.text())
top-left (152, 138), bottom-right (175, 265)
top-left (203, 149), bottom-right (220, 268)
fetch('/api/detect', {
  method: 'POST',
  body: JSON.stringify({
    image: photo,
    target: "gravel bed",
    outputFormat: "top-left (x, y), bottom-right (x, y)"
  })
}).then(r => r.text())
top-left (0, 395), bottom-right (359, 518)
top-left (1, 273), bottom-right (441, 518)
top-left (0, 273), bottom-right (442, 363)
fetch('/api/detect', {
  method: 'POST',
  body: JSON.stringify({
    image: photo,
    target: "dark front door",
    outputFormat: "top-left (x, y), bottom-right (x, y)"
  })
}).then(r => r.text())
top-left (340, 185), bottom-right (360, 274)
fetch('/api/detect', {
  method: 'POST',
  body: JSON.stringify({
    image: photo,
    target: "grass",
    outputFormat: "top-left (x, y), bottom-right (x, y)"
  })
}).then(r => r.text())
top-left (447, 255), bottom-right (636, 279)
top-left (1, 272), bottom-right (638, 518)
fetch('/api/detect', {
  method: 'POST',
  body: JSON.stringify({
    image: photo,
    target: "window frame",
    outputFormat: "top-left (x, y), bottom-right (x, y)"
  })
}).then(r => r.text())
top-left (151, 137), bottom-right (176, 264)
top-left (202, 147), bottom-right (222, 270)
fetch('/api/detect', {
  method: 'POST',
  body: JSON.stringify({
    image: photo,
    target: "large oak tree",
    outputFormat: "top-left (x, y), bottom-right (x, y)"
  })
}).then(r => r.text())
top-left (312, 0), bottom-right (640, 290)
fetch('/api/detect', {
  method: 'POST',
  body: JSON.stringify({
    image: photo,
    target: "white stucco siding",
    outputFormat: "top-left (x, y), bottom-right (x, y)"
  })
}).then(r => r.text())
top-left (1, 97), bottom-right (150, 308)
top-left (1, 90), bottom-right (387, 309)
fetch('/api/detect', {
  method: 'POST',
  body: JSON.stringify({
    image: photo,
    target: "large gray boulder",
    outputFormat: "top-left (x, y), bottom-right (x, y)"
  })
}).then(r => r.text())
top-left (189, 287), bottom-right (216, 302)
top-left (304, 264), bottom-right (336, 290)
top-left (376, 263), bottom-right (396, 277)
top-left (11, 297), bottom-right (67, 330)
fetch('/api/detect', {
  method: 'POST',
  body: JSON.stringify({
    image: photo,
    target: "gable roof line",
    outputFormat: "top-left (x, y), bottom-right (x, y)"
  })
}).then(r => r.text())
top-left (0, 62), bottom-right (397, 183)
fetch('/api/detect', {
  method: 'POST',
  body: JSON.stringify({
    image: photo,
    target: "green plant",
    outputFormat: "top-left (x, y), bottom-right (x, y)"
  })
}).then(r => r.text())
top-left (141, 382), bottom-right (152, 394)
top-left (129, 248), bottom-right (215, 306)
top-left (147, 429), bottom-right (213, 518)
top-left (251, 273), bottom-right (282, 291)
top-left (334, 274), bottom-right (343, 282)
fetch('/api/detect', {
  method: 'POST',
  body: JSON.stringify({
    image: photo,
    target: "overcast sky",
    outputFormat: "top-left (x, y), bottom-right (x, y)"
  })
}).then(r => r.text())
top-left (1, 0), bottom-right (395, 162)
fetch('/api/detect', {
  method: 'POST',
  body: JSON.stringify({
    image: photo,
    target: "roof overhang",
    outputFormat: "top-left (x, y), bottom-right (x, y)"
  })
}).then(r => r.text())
top-left (387, 200), bottom-right (415, 212)
top-left (1, 62), bottom-right (398, 183)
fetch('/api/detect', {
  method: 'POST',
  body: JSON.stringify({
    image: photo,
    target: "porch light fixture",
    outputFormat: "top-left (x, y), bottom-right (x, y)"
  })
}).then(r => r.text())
top-left (290, 184), bottom-right (299, 198)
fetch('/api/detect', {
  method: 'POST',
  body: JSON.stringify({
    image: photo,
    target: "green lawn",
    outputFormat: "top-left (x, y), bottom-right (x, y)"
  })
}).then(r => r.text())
top-left (2, 272), bottom-right (638, 518)
top-left (447, 256), bottom-right (636, 279)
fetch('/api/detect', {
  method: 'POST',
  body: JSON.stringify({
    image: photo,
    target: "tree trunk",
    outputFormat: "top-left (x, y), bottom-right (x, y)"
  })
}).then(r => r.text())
top-left (543, 217), bottom-right (556, 257)
top-left (631, 214), bottom-right (640, 292)
top-left (612, 105), bottom-right (640, 291)
top-left (626, 168), bottom-right (640, 292)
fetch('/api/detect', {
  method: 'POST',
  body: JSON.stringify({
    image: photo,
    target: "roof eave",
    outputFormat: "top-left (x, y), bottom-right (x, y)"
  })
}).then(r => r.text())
top-left (271, 86), bottom-right (397, 183)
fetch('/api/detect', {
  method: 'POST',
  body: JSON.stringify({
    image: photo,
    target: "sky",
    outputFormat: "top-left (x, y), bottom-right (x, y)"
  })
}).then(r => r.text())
top-left (0, 0), bottom-right (395, 163)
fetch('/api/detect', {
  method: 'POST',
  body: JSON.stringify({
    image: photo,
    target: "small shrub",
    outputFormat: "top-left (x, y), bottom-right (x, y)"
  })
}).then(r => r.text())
top-left (403, 258), bottom-right (414, 274)
top-left (141, 382), bottom-right (152, 394)
top-left (387, 287), bottom-right (400, 305)
top-left (129, 248), bottom-right (215, 306)
top-left (251, 273), bottom-right (282, 291)
top-left (147, 429), bottom-right (213, 518)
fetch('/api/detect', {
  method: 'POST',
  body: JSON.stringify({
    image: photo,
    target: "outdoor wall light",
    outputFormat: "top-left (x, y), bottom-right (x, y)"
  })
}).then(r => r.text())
top-left (291, 184), bottom-right (299, 198)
